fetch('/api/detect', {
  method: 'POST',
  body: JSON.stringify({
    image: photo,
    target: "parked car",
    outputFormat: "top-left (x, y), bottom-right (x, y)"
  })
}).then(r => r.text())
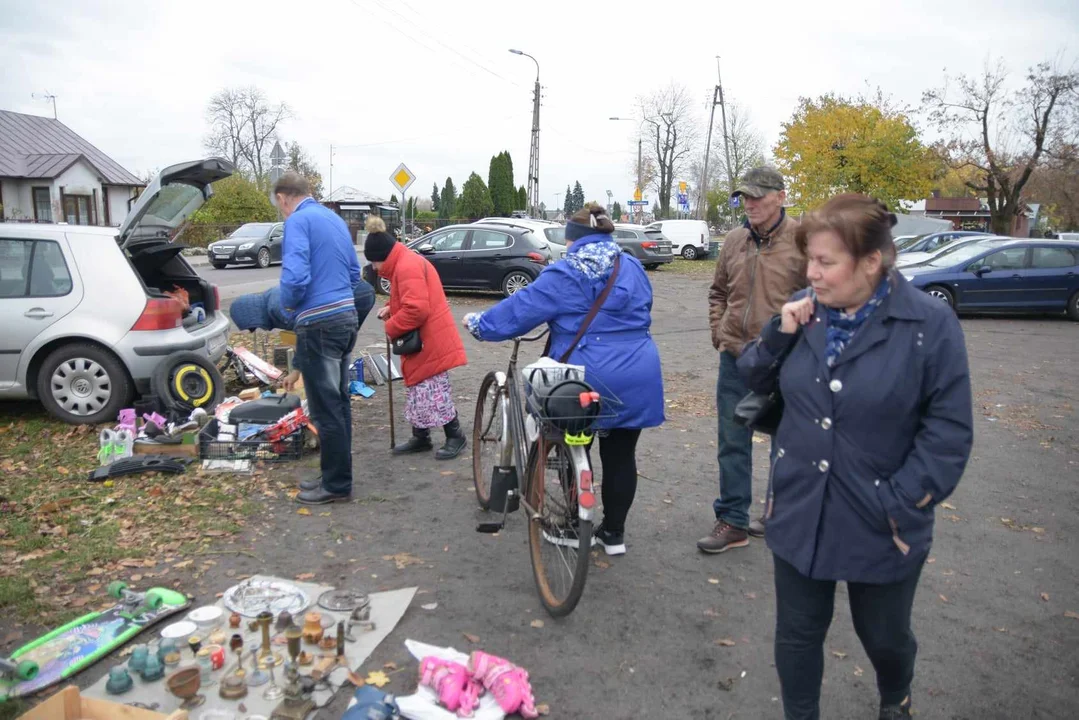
top-left (645, 219), bottom-right (710, 260)
top-left (896, 235), bottom-right (999, 268)
top-left (207, 222), bottom-right (284, 269)
top-left (896, 230), bottom-right (985, 255)
top-left (612, 224), bottom-right (674, 269)
top-left (1055, 232), bottom-right (1079, 241)
top-left (362, 222), bottom-right (553, 297)
top-left (475, 218), bottom-right (566, 260)
top-left (901, 238), bottom-right (1079, 320)
top-left (0, 158), bottom-right (234, 424)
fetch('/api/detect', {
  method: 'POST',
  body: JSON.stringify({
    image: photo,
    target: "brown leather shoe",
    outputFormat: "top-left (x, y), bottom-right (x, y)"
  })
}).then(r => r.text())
top-left (748, 516), bottom-right (766, 538)
top-left (696, 521), bottom-right (749, 554)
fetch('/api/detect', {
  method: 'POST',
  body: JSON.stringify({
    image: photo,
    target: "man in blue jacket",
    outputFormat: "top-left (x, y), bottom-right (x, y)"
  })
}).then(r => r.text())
top-left (274, 172), bottom-right (361, 505)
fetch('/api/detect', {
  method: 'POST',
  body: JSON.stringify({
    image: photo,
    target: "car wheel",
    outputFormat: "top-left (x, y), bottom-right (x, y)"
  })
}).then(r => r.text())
top-left (211, 262), bottom-right (227, 270)
top-left (1067, 290), bottom-right (1079, 321)
top-left (36, 343), bottom-right (133, 425)
top-left (151, 351), bottom-right (225, 413)
top-left (378, 276), bottom-right (392, 295)
top-left (502, 271), bottom-right (532, 297)
top-left (925, 285), bottom-right (955, 309)
top-left (644, 264), bottom-right (659, 271)
top-left (681, 245), bottom-right (698, 260)
top-left (256, 247), bottom-right (271, 268)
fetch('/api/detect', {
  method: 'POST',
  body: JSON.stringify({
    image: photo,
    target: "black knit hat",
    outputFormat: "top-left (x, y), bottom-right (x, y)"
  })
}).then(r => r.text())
top-left (364, 231), bottom-right (396, 262)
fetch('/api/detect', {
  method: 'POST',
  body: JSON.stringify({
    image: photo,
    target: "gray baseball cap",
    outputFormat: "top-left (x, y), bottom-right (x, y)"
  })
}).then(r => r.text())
top-left (731, 167), bottom-right (785, 199)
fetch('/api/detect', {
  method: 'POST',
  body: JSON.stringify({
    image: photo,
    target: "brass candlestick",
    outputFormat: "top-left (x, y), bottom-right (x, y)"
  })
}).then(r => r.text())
top-left (256, 610), bottom-right (283, 667)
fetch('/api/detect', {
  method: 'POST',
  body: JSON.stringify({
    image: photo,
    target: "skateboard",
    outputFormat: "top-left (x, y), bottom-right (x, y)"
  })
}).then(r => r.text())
top-left (0, 581), bottom-right (190, 700)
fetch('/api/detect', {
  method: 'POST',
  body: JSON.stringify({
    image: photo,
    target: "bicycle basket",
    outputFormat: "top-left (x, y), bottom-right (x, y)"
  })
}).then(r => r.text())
top-left (521, 364), bottom-right (623, 435)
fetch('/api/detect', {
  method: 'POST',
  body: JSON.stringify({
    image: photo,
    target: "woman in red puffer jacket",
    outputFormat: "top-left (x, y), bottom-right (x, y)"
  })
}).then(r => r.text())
top-left (363, 218), bottom-right (468, 459)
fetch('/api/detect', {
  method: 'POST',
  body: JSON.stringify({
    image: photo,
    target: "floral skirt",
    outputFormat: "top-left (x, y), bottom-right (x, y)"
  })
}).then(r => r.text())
top-left (405, 372), bottom-right (457, 429)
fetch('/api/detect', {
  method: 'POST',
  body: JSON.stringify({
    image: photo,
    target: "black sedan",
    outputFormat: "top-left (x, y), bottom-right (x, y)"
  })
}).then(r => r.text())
top-left (363, 223), bottom-right (553, 297)
top-left (208, 222), bottom-right (284, 269)
top-left (612, 224), bottom-right (675, 269)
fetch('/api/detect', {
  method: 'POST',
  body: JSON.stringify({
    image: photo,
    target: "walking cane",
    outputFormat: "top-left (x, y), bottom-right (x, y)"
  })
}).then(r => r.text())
top-left (386, 336), bottom-right (396, 449)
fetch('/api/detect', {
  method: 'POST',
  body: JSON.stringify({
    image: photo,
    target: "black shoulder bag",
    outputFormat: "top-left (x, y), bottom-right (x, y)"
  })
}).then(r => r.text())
top-left (390, 263), bottom-right (427, 356)
top-left (733, 324), bottom-right (803, 436)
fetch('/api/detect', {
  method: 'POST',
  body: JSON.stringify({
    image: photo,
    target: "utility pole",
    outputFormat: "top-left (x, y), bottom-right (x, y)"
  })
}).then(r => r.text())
top-left (511, 50), bottom-right (541, 218)
top-left (716, 57), bottom-right (735, 229)
top-left (697, 84), bottom-right (720, 220)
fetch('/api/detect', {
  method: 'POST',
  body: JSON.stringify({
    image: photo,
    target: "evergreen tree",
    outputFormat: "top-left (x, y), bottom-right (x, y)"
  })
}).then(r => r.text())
top-left (563, 185), bottom-right (573, 214)
top-left (431, 182), bottom-right (440, 212)
top-left (612, 201), bottom-right (623, 221)
top-left (487, 151), bottom-right (516, 217)
top-left (458, 172), bottom-right (494, 219)
top-left (390, 194), bottom-right (398, 205)
top-left (517, 186), bottom-right (528, 211)
top-left (571, 181), bottom-right (585, 212)
top-left (438, 178), bottom-right (457, 219)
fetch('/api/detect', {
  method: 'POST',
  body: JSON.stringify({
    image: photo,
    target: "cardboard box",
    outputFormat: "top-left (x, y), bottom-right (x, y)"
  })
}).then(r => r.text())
top-left (19, 685), bottom-right (188, 720)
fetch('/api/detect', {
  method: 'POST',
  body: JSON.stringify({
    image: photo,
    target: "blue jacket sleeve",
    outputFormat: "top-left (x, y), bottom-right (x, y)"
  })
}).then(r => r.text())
top-left (737, 315), bottom-right (799, 394)
top-left (279, 215), bottom-right (311, 313)
top-left (887, 310), bottom-right (973, 510)
top-left (473, 267), bottom-right (566, 342)
top-left (349, 246), bottom-right (361, 288)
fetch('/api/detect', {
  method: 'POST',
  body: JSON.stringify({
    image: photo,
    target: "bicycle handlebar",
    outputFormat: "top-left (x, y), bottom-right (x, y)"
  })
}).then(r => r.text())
top-left (515, 329), bottom-right (550, 343)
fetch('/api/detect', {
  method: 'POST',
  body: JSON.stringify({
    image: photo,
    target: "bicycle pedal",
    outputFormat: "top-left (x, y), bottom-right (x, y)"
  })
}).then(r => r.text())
top-left (475, 522), bottom-right (504, 534)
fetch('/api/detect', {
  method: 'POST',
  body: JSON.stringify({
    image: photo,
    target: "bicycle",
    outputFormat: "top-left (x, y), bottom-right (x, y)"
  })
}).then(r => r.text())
top-left (471, 330), bottom-right (618, 617)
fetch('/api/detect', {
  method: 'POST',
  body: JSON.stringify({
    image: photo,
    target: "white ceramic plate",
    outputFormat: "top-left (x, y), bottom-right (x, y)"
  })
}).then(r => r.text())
top-left (187, 606), bottom-right (223, 626)
top-left (160, 620), bottom-right (197, 640)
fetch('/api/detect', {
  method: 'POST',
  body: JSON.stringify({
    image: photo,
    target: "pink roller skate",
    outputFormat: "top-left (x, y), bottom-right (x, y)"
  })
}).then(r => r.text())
top-left (469, 652), bottom-right (539, 718)
top-left (419, 657), bottom-right (481, 717)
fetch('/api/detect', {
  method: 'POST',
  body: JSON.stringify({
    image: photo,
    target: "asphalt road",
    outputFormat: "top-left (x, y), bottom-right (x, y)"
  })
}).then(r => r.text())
top-left (188, 254), bottom-right (285, 302)
top-left (52, 267), bottom-right (1079, 717)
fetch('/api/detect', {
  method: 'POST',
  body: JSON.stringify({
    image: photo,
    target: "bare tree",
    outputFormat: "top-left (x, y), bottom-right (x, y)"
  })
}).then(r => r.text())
top-left (923, 59), bottom-right (1078, 235)
top-left (203, 87), bottom-right (291, 184)
top-left (690, 101), bottom-right (766, 222)
top-left (638, 83), bottom-right (699, 218)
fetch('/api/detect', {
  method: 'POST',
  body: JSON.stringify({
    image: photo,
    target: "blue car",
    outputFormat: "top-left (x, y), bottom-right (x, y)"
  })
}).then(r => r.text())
top-left (901, 238), bottom-right (1079, 320)
top-left (895, 230), bottom-right (987, 255)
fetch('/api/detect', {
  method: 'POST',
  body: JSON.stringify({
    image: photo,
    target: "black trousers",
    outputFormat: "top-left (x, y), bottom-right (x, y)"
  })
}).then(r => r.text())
top-left (594, 428), bottom-right (641, 533)
top-left (773, 554), bottom-right (924, 719)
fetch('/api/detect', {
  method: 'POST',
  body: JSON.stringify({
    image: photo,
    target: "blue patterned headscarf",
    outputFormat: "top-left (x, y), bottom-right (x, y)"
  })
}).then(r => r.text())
top-left (824, 276), bottom-right (891, 367)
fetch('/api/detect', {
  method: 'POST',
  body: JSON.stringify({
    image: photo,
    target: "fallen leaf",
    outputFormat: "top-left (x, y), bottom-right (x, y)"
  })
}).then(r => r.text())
top-left (1031, 527), bottom-right (1045, 534)
top-left (297, 507), bottom-right (311, 516)
top-left (831, 651), bottom-right (847, 659)
top-left (1040, 592), bottom-right (1050, 602)
top-left (71, 597), bottom-right (92, 607)
top-left (57, 467), bottom-right (70, 475)
top-left (530, 619), bottom-right (545, 629)
top-left (463, 633), bottom-right (480, 644)
top-left (939, 594), bottom-right (949, 603)
top-left (715, 638), bottom-right (736, 647)
top-left (994, 627), bottom-right (1008, 632)
top-left (439, 471), bottom-right (455, 476)
top-left (744, 592), bottom-right (757, 600)
top-left (853, 665), bottom-right (864, 677)
top-left (594, 558), bottom-right (610, 569)
top-left (940, 502), bottom-right (956, 510)
top-left (346, 670), bottom-right (366, 687)
top-left (296, 573), bottom-right (316, 581)
top-left (383, 662), bottom-right (398, 671)
top-left (421, 602), bottom-right (438, 611)
top-left (662, 498), bottom-right (673, 504)
top-left (172, 560), bottom-right (193, 570)
top-left (1064, 611), bottom-right (1079, 620)
top-left (708, 578), bottom-right (720, 585)
top-left (130, 574), bottom-right (142, 582)
top-left (365, 670), bottom-right (390, 687)
top-left (926, 557), bottom-right (936, 564)
top-left (536, 703), bottom-right (550, 716)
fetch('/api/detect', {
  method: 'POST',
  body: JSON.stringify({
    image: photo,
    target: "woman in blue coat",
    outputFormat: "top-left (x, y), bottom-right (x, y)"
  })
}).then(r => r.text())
top-left (463, 204), bottom-right (665, 555)
top-left (738, 195), bottom-right (973, 720)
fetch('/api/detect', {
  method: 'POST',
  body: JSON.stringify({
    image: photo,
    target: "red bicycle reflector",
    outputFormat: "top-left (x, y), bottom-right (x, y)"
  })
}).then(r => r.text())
top-left (579, 490), bottom-right (596, 509)
top-left (578, 391), bottom-right (600, 408)
top-left (580, 470), bottom-right (593, 491)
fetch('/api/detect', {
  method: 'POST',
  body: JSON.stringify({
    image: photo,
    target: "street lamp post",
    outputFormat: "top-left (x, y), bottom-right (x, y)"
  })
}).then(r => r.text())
top-left (610, 117), bottom-right (644, 224)
top-left (510, 49), bottom-right (541, 219)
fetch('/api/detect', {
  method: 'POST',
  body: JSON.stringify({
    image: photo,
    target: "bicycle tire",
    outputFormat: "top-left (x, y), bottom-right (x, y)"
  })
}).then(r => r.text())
top-left (472, 371), bottom-right (503, 510)
top-left (526, 436), bottom-right (592, 617)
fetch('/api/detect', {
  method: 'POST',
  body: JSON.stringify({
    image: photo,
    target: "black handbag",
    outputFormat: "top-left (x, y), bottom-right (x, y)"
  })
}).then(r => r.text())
top-left (733, 325), bottom-right (803, 436)
top-left (391, 329), bottom-right (422, 356)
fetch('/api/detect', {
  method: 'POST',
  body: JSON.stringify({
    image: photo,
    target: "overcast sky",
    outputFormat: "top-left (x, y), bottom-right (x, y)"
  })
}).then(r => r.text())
top-left (1, 0), bottom-right (1077, 210)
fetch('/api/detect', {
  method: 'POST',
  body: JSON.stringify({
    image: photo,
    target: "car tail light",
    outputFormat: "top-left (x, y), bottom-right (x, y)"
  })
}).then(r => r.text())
top-left (212, 285), bottom-right (220, 311)
top-left (131, 297), bottom-right (183, 331)
top-left (526, 252), bottom-right (547, 265)
top-left (641, 241), bottom-right (657, 249)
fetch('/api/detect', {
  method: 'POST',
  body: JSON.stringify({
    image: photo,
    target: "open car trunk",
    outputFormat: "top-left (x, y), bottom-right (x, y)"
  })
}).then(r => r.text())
top-left (127, 243), bottom-right (218, 330)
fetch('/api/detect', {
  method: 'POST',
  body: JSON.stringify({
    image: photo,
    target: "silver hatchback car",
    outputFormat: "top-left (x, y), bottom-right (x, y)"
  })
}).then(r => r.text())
top-left (0, 158), bottom-right (234, 424)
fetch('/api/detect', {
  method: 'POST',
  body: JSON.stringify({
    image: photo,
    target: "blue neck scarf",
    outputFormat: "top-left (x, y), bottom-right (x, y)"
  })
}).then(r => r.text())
top-left (824, 276), bottom-right (891, 367)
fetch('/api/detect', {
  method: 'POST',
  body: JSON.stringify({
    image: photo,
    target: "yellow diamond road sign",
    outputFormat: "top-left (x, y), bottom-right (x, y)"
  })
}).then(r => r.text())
top-left (390, 163), bottom-right (416, 195)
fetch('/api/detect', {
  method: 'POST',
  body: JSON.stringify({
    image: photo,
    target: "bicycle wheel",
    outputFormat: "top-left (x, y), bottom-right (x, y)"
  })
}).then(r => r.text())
top-left (526, 436), bottom-right (592, 617)
top-left (472, 371), bottom-right (506, 510)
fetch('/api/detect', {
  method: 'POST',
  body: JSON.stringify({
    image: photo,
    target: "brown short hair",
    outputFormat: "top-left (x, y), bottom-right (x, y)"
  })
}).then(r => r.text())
top-left (273, 171), bottom-right (309, 198)
top-left (568, 203), bottom-right (615, 233)
top-left (795, 194), bottom-right (898, 268)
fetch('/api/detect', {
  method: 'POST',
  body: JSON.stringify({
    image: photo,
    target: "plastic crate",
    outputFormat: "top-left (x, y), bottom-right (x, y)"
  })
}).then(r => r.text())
top-left (198, 418), bottom-right (303, 463)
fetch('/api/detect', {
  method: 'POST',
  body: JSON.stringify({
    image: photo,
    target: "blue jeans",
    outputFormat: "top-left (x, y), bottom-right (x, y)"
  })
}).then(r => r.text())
top-left (773, 554), bottom-right (923, 719)
top-left (714, 350), bottom-right (754, 528)
top-left (296, 311), bottom-right (358, 495)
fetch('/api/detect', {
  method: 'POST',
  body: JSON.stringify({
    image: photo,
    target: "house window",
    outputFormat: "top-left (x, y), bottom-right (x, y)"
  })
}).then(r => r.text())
top-left (63, 195), bottom-right (92, 225)
top-left (33, 188), bottom-right (52, 222)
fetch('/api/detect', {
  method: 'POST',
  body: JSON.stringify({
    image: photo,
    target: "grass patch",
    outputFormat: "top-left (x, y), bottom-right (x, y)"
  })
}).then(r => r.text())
top-left (0, 700), bottom-right (27, 720)
top-left (663, 258), bottom-right (717, 276)
top-left (0, 577), bottom-right (44, 621)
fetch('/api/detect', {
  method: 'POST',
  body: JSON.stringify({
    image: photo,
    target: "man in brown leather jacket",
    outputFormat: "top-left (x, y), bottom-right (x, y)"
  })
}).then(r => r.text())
top-left (697, 167), bottom-right (806, 554)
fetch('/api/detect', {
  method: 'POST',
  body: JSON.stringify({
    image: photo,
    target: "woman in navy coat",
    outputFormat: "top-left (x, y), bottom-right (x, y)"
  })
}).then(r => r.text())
top-left (738, 195), bottom-right (973, 720)
top-left (463, 204), bottom-right (665, 556)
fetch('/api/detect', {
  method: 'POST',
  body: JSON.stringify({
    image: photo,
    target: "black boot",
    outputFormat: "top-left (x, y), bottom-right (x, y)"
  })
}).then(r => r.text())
top-left (435, 415), bottom-right (467, 460)
top-left (393, 427), bottom-right (434, 455)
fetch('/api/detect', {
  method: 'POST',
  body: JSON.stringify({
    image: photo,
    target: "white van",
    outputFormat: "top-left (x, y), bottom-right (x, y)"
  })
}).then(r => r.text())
top-left (1055, 232), bottom-right (1079, 241)
top-left (645, 219), bottom-right (710, 260)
